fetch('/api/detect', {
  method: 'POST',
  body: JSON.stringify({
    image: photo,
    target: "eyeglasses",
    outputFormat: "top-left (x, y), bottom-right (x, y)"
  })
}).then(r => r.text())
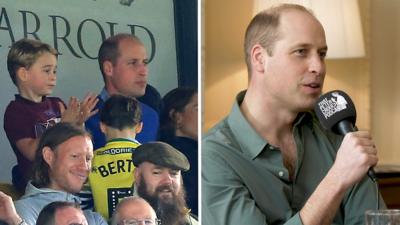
top-left (120, 218), bottom-right (161, 225)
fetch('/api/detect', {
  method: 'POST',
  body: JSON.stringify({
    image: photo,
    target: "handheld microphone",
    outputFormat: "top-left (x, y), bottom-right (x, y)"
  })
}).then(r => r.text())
top-left (314, 90), bottom-right (376, 182)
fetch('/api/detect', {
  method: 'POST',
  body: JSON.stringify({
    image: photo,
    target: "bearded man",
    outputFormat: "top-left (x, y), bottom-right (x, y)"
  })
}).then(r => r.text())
top-left (132, 142), bottom-right (198, 225)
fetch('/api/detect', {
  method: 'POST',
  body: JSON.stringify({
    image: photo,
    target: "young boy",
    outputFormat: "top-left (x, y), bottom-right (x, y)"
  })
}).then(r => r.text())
top-left (89, 95), bottom-right (142, 220)
top-left (4, 38), bottom-right (98, 193)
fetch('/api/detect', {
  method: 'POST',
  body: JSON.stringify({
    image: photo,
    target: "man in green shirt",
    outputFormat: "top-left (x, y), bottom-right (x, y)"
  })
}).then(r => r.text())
top-left (202, 3), bottom-right (383, 225)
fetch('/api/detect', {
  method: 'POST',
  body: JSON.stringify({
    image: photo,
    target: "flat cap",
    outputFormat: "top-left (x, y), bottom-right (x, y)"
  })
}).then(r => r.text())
top-left (132, 141), bottom-right (190, 171)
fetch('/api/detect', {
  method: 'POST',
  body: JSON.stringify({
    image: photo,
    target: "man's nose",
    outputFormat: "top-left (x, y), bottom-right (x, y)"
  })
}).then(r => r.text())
top-left (137, 63), bottom-right (148, 76)
top-left (78, 158), bottom-right (90, 171)
top-left (308, 54), bottom-right (325, 75)
top-left (161, 172), bottom-right (173, 184)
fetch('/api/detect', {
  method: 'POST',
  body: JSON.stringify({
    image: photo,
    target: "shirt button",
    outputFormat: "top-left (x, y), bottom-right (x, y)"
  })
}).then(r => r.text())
top-left (278, 171), bottom-right (284, 177)
top-left (268, 145), bottom-right (274, 150)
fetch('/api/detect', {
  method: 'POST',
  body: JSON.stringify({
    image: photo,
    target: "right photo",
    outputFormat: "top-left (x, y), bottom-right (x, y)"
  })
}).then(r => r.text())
top-left (202, 0), bottom-right (400, 224)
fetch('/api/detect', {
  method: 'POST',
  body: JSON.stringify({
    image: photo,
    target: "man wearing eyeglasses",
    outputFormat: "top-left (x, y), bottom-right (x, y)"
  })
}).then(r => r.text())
top-left (132, 142), bottom-right (198, 225)
top-left (111, 196), bottom-right (159, 225)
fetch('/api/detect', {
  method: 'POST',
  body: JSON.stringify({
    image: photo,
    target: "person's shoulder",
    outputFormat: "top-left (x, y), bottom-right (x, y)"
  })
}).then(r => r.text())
top-left (202, 117), bottom-right (240, 159)
top-left (83, 210), bottom-right (107, 225)
top-left (14, 197), bottom-right (39, 225)
top-left (203, 117), bottom-right (234, 146)
top-left (4, 100), bottom-right (18, 117)
top-left (138, 101), bottom-right (158, 117)
top-left (4, 95), bottom-right (23, 111)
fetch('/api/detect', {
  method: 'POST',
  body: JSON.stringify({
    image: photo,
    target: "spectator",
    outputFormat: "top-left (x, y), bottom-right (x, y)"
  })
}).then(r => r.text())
top-left (132, 142), bottom-right (198, 225)
top-left (110, 196), bottom-right (159, 225)
top-left (159, 87), bottom-right (198, 215)
top-left (14, 123), bottom-right (106, 225)
top-left (86, 33), bottom-right (159, 149)
top-left (89, 95), bottom-right (142, 219)
top-left (36, 201), bottom-right (88, 225)
top-left (4, 38), bottom-right (97, 192)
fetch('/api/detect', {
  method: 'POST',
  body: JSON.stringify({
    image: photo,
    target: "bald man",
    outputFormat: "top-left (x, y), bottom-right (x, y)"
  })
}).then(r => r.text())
top-left (110, 196), bottom-right (159, 225)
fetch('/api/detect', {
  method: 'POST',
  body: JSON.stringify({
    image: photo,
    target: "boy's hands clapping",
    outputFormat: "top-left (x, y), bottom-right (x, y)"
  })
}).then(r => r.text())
top-left (59, 93), bottom-right (99, 126)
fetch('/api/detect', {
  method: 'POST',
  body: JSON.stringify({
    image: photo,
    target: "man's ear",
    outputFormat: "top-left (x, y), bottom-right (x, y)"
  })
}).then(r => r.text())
top-left (250, 44), bottom-right (266, 73)
top-left (134, 166), bottom-right (140, 180)
top-left (103, 61), bottom-right (113, 77)
top-left (42, 146), bottom-right (54, 168)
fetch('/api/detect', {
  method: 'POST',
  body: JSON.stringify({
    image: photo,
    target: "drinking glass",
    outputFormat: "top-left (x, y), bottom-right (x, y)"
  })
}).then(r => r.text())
top-left (365, 209), bottom-right (400, 225)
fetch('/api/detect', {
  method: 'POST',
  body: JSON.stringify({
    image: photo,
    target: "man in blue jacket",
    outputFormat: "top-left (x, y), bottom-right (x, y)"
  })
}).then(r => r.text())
top-left (86, 33), bottom-right (159, 149)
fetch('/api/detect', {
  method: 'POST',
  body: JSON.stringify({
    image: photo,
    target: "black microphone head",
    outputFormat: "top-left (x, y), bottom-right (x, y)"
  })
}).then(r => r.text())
top-left (314, 90), bottom-right (357, 134)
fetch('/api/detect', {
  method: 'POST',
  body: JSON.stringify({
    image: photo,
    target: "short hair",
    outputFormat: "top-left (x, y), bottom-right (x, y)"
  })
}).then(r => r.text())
top-left (158, 87), bottom-right (197, 142)
top-left (244, 4), bottom-right (314, 73)
top-left (32, 123), bottom-right (91, 188)
top-left (110, 196), bottom-right (156, 225)
top-left (100, 94), bottom-right (142, 130)
top-left (98, 33), bottom-right (142, 82)
top-left (36, 201), bottom-right (81, 225)
top-left (7, 38), bottom-right (58, 86)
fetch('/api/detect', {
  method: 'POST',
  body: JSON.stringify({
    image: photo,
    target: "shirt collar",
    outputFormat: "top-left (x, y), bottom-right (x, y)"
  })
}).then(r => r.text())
top-left (99, 88), bottom-right (110, 102)
top-left (107, 137), bottom-right (140, 144)
top-left (227, 91), bottom-right (267, 160)
top-left (15, 94), bottom-right (47, 104)
top-left (227, 90), bottom-right (315, 160)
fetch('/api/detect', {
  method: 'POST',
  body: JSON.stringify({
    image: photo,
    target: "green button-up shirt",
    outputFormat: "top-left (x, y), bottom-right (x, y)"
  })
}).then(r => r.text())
top-left (202, 91), bottom-right (383, 225)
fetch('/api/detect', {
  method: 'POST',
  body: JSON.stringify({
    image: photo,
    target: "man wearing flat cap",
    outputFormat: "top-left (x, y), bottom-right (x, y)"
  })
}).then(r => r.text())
top-left (132, 141), bottom-right (198, 225)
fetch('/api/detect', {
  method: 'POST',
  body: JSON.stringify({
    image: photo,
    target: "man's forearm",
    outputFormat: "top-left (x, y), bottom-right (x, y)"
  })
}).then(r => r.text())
top-left (300, 168), bottom-right (347, 225)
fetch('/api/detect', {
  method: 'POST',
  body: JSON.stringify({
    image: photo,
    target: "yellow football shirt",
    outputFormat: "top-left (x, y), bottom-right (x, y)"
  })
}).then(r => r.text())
top-left (89, 138), bottom-right (140, 219)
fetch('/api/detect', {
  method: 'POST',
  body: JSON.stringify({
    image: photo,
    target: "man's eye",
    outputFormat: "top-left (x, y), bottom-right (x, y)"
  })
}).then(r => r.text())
top-left (144, 220), bottom-right (154, 225)
top-left (295, 49), bottom-right (307, 56)
top-left (319, 51), bottom-right (327, 59)
top-left (170, 171), bottom-right (179, 176)
top-left (129, 60), bottom-right (138, 65)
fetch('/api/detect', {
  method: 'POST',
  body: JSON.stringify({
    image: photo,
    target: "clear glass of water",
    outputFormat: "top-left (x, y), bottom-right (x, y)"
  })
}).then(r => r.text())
top-left (365, 209), bottom-right (400, 225)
